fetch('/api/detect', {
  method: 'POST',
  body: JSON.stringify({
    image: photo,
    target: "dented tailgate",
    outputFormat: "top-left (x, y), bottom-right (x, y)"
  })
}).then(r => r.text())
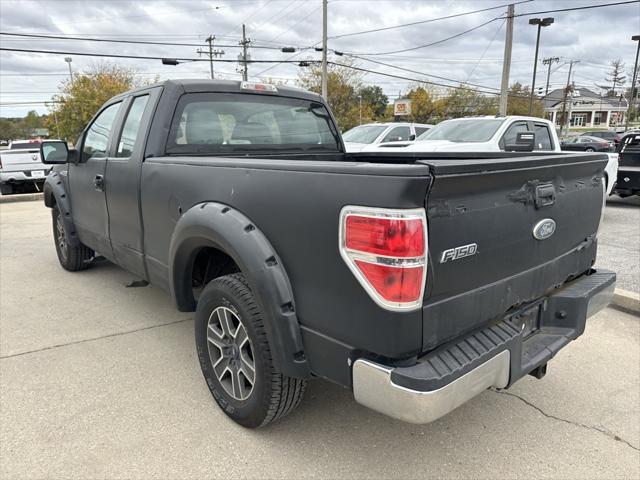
top-left (418, 153), bottom-right (608, 351)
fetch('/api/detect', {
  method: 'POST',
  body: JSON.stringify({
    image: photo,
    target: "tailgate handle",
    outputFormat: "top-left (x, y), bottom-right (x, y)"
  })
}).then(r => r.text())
top-left (535, 184), bottom-right (555, 208)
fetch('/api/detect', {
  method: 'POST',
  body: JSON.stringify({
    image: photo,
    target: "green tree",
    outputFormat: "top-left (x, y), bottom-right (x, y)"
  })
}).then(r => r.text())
top-left (298, 60), bottom-right (372, 131)
top-left (46, 63), bottom-right (144, 141)
top-left (404, 86), bottom-right (438, 123)
top-left (437, 86), bottom-right (496, 119)
top-left (359, 85), bottom-right (388, 118)
top-left (597, 59), bottom-right (626, 98)
top-left (0, 118), bottom-right (20, 141)
top-left (23, 110), bottom-right (42, 134)
top-left (506, 82), bottom-right (543, 117)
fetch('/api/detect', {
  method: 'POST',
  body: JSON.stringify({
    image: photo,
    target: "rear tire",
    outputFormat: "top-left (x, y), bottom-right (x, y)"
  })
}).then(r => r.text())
top-left (195, 273), bottom-right (306, 428)
top-left (0, 183), bottom-right (13, 195)
top-left (52, 204), bottom-right (94, 271)
top-left (585, 147), bottom-right (595, 152)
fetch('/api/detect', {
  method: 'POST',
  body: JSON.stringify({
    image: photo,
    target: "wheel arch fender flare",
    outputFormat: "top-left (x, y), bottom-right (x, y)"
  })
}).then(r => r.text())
top-left (43, 171), bottom-right (80, 247)
top-left (169, 202), bottom-right (310, 379)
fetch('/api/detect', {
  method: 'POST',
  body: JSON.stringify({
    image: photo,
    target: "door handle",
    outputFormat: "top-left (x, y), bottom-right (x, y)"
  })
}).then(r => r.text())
top-left (93, 174), bottom-right (104, 191)
top-left (534, 183), bottom-right (555, 208)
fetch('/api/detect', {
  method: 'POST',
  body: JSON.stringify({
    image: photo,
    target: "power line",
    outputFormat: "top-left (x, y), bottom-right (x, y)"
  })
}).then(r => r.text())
top-left (343, 17), bottom-right (502, 56)
top-left (512, 0), bottom-right (639, 17)
top-left (0, 47), bottom-right (310, 64)
top-left (329, 0), bottom-right (532, 39)
top-left (464, 19), bottom-right (506, 84)
top-left (0, 32), bottom-right (295, 50)
top-left (221, 0), bottom-right (276, 37)
top-left (252, 0), bottom-right (300, 31)
top-left (344, 54), bottom-right (502, 92)
top-left (328, 61), bottom-right (529, 98)
top-left (265, 3), bottom-right (323, 43)
top-left (339, 1), bottom-right (638, 58)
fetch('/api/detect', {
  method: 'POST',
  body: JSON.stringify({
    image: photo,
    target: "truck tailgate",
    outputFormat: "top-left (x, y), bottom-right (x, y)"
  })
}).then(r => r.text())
top-left (0, 149), bottom-right (43, 172)
top-left (419, 153), bottom-right (607, 350)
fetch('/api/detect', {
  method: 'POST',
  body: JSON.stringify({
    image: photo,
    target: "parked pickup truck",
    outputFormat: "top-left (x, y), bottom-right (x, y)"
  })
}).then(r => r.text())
top-left (364, 116), bottom-right (619, 196)
top-left (0, 139), bottom-right (52, 194)
top-left (614, 132), bottom-right (640, 197)
top-left (40, 80), bottom-right (615, 428)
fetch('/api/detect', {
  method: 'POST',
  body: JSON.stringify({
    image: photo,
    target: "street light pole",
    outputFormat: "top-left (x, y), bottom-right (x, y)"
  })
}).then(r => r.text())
top-left (64, 57), bottom-right (73, 84)
top-left (528, 17), bottom-right (554, 115)
top-left (625, 35), bottom-right (640, 131)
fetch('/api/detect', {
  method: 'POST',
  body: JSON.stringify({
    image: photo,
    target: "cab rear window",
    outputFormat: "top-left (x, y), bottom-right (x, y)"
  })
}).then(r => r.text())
top-left (166, 93), bottom-right (340, 155)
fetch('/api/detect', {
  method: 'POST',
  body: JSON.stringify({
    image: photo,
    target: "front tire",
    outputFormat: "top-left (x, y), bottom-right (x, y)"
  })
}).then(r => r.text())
top-left (585, 147), bottom-right (595, 152)
top-left (195, 273), bottom-right (306, 428)
top-left (52, 204), bottom-right (94, 271)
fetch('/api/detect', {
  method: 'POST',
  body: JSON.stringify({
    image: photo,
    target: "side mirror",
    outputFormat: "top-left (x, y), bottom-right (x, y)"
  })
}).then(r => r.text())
top-left (506, 132), bottom-right (535, 152)
top-left (409, 134), bottom-right (416, 141)
top-left (41, 141), bottom-right (69, 164)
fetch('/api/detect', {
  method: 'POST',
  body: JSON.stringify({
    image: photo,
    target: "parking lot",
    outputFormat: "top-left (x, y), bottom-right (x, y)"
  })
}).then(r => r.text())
top-left (1, 199), bottom-right (638, 479)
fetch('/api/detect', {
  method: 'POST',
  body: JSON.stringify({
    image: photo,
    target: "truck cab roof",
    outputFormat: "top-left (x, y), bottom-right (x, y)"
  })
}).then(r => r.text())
top-left (121, 79), bottom-right (322, 103)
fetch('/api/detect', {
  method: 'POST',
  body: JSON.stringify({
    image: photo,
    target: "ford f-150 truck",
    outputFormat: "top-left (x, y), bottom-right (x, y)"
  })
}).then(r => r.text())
top-left (40, 80), bottom-right (615, 429)
top-left (0, 139), bottom-right (52, 194)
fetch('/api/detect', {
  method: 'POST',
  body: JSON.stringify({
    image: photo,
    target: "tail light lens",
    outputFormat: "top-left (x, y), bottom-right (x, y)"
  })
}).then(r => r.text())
top-left (340, 206), bottom-right (427, 311)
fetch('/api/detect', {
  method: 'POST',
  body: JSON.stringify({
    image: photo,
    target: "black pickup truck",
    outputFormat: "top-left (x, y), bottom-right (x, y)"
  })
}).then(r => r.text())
top-left (614, 132), bottom-right (640, 197)
top-left (41, 80), bottom-right (615, 428)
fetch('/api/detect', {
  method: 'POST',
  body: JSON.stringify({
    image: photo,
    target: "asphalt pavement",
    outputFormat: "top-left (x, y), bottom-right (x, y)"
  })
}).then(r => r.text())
top-left (598, 195), bottom-right (640, 293)
top-left (1, 200), bottom-right (639, 479)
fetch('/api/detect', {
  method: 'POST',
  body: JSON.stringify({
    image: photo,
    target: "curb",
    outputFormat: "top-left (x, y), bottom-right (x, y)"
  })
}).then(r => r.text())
top-left (611, 289), bottom-right (640, 315)
top-left (0, 192), bottom-right (44, 204)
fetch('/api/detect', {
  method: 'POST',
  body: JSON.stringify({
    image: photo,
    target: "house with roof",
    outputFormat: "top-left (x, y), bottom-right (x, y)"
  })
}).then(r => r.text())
top-left (542, 86), bottom-right (628, 129)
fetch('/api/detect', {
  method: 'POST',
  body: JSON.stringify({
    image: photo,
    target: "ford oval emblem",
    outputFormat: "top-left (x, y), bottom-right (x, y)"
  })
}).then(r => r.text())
top-left (533, 218), bottom-right (556, 240)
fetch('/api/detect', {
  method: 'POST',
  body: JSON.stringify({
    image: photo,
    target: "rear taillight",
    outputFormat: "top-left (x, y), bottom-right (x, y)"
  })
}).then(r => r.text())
top-left (340, 206), bottom-right (427, 311)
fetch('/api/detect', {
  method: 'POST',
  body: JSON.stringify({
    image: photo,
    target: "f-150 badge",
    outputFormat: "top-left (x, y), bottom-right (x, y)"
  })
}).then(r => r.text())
top-left (440, 243), bottom-right (478, 263)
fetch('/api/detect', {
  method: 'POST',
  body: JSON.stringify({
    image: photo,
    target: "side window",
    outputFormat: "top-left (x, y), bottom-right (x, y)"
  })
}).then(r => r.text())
top-left (414, 127), bottom-right (430, 137)
top-left (382, 126), bottom-right (411, 142)
top-left (82, 102), bottom-right (121, 162)
top-left (500, 121), bottom-right (529, 149)
top-left (533, 123), bottom-right (553, 150)
top-left (116, 95), bottom-right (149, 158)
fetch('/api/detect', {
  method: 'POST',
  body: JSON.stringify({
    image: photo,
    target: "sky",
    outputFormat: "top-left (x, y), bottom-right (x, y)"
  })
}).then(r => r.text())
top-left (0, 0), bottom-right (638, 117)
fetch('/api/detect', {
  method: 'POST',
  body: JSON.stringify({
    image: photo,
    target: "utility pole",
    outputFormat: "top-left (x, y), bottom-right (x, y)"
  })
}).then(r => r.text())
top-left (559, 60), bottom-right (578, 138)
top-left (542, 56), bottom-right (560, 95)
top-left (321, 0), bottom-right (328, 100)
top-left (239, 24), bottom-right (251, 81)
top-left (198, 36), bottom-right (225, 79)
top-left (499, 4), bottom-right (514, 116)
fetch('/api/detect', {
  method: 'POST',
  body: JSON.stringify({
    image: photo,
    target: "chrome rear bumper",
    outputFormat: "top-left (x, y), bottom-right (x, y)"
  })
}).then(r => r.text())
top-left (353, 351), bottom-right (510, 424)
top-left (352, 269), bottom-right (615, 424)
